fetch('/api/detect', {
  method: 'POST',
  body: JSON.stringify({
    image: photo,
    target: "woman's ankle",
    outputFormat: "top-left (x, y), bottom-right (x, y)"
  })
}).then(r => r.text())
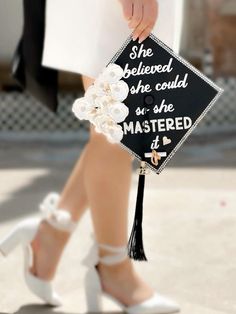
top-left (97, 257), bottom-right (134, 280)
top-left (40, 220), bottom-right (72, 240)
top-left (31, 220), bottom-right (71, 254)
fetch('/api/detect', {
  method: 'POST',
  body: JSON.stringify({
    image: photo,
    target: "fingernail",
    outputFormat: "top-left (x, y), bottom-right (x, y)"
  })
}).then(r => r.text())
top-left (138, 38), bottom-right (143, 44)
top-left (133, 36), bottom-right (137, 41)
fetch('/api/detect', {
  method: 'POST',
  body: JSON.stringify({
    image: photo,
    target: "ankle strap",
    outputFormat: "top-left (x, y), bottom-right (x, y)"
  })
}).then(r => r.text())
top-left (98, 243), bottom-right (128, 265)
top-left (82, 234), bottom-right (128, 268)
top-left (39, 192), bottom-right (77, 233)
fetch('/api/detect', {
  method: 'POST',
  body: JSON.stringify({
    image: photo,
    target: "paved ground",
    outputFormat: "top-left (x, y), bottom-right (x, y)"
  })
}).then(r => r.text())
top-left (0, 131), bottom-right (236, 314)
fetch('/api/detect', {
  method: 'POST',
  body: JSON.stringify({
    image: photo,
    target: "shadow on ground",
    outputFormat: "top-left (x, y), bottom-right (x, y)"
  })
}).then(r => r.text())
top-left (0, 168), bottom-right (65, 222)
top-left (0, 304), bottom-right (124, 314)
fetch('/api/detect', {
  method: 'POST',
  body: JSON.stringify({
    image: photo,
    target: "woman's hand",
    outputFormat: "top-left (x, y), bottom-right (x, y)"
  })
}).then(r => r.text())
top-left (119, 0), bottom-right (158, 43)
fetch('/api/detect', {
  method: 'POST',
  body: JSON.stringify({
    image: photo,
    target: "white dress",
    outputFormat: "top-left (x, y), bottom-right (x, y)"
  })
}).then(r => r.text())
top-left (42, 0), bottom-right (184, 79)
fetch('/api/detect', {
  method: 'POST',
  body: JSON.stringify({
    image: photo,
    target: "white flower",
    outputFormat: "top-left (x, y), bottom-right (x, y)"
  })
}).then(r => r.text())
top-left (93, 77), bottom-right (110, 96)
top-left (39, 192), bottom-right (72, 225)
top-left (110, 80), bottom-right (129, 102)
top-left (92, 114), bottom-right (112, 133)
top-left (107, 102), bottom-right (129, 123)
top-left (71, 63), bottom-right (128, 144)
top-left (52, 210), bottom-right (71, 225)
top-left (94, 95), bottom-right (113, 109)
top-left (92, 114), bottom-right (124, 143)
top-left (72, 97), bottom-right (94, 120)
top-left (106, 123), bottom-right (124, 143)
top-left (85, 85), bottom-right (99, 105)
top-left (87, 109), bottom-right (99, 125)
top-left (39, 192), bottom-right (59, 214)
top-left (100, 64), bottom-right (124, 84)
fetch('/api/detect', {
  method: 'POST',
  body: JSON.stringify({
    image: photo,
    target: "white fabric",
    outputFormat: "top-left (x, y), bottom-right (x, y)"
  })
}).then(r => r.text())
top-left (39, 192), bottom-right (77, 233)
top-left (42, 0), bottom-right (184, 79)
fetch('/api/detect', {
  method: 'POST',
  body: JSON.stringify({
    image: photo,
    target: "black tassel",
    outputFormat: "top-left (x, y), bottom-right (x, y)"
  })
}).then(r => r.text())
top-left (127, 160), bottom-right (147, 261)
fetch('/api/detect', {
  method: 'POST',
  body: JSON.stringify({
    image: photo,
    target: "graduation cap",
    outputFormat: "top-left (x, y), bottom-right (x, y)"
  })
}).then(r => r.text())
top-left (72, 33), bottom-right (223, 261)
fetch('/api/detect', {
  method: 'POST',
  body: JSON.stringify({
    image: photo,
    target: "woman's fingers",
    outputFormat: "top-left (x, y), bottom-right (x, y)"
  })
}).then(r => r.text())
top-left (119, 0), bottom-right (158, 43)
top-left (128, 0), bottom-right (158, 43)
top-left (128, 0), bottom-right (143, 30)
top-left (137, 1), bottom-right (158, 43)
top-left (135, 0), bottom-right (158, 43)
top-left (132, 5), bottom-right (153, 42)
top-left (137, 25), bottom-right (154, 43)
top-left (119, 0), bottom-right (133, 21)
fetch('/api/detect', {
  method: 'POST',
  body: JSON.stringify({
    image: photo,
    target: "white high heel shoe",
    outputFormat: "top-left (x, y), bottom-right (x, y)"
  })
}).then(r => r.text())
top-left (0, 192), bottom-right (77, 306)
top-left (83, 239), bottom-right (180, 314)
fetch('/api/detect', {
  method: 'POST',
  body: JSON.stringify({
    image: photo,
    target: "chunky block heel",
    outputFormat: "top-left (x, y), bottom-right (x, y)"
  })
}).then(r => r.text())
top-left (0, 217), bottom-right (40, 256)
top-left (0, 226), bottom-right (22, 256)
top-left (84, 266), bottom-right (103, 312)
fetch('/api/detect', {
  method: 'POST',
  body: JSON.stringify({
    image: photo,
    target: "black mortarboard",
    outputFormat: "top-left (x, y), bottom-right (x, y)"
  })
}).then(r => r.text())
top-left (72, 33), bottom-right (223, 261)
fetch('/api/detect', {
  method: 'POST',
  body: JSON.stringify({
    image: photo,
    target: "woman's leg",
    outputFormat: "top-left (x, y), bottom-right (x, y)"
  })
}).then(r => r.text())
top-left (30, 74), bottom-right (132, 279)
top-left (31, 74), bottom-right (154, 307)
top-left (30, 80), bottom-right (91, 279)
top-left (30, 140), bottom-right (90, 279)
top-left (82, 76), bottom-right (132, 246)
top-left (82, 76), bottom-right (154, 306)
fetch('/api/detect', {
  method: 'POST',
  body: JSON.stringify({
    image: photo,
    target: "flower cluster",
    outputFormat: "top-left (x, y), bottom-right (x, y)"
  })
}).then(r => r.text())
top-left (39, 192), bottom-right (72, 226)
top-left (72, 64), bottom-right (129, 143)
